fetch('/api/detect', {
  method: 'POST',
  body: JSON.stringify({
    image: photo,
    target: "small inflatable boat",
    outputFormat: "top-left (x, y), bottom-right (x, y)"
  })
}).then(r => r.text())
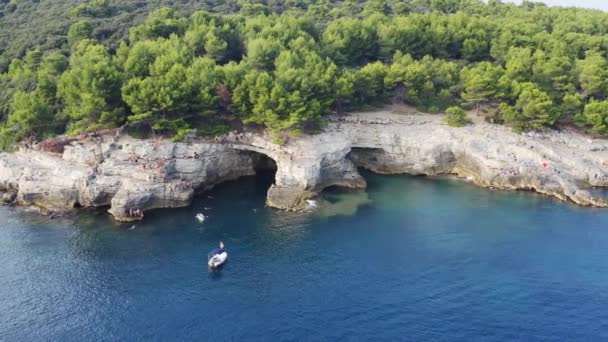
top-left (195, 213), bottom-right (206, 222)
top-left (208, 249), bottom-right (227, 268)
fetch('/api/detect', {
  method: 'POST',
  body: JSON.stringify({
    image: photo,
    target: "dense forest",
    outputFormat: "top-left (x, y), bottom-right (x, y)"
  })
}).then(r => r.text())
top-left (1, 0), bottom-right (608, 149)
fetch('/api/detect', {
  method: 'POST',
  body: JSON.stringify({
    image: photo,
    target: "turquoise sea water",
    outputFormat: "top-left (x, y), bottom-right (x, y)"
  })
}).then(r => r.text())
top-left (2, 172), bottom-right (608, 341)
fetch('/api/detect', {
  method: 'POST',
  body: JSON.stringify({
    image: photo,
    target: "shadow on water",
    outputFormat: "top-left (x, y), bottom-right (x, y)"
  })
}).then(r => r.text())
top-left (207, 265), bottom-right (226, 280)
top-left (139, 151), bottom-right (278, 227)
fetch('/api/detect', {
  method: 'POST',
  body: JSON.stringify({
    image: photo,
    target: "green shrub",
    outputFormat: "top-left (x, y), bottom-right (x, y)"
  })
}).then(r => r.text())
top-left (444, 106), bottom-right (469, 127)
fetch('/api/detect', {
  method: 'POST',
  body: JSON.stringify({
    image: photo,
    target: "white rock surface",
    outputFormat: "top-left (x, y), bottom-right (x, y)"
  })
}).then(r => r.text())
top-left (1, 110), bottom-right (608, 221)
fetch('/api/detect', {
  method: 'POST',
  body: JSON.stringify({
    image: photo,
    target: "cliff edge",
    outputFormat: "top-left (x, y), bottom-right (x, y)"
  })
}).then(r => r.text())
top-left (1, 110), bottom-right (608, 221)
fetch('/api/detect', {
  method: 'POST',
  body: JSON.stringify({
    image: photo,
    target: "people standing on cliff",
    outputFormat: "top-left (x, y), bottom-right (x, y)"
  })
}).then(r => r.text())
top-left (128, 209), bottom-right (143, 217)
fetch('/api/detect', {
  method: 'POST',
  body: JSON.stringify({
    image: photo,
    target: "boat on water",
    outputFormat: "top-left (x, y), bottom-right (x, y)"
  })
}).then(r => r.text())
top-left (208, 250), bottom-right (227, 268)
top-left (196, 213), bottom-right (206, 222)
top-left (208, 242), bottom-right (227, 268)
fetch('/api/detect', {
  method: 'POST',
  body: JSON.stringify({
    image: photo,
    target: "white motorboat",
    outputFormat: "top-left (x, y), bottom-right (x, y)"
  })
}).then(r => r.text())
top-left (208, 250), bottom-right (227, 268)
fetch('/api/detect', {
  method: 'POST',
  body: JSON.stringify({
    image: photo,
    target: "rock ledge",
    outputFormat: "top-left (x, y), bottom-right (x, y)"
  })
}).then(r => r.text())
top-left (1, 110), bottom-right (608, 220)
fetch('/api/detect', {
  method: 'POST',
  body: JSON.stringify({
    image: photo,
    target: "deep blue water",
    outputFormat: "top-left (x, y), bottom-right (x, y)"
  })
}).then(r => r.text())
top-left (2, 172), bottom-right (608, 341)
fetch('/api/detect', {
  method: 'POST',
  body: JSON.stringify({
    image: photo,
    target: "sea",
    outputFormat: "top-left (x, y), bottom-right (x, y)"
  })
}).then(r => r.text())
top-left (1, 171), bottom-right (608, 341)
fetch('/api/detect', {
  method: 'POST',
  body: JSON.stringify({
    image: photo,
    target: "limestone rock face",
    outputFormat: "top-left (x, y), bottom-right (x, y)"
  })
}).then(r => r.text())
top-left (1, 190), bottom-right (16, 203)
top-left (1, 110), bottom-right (608, 220)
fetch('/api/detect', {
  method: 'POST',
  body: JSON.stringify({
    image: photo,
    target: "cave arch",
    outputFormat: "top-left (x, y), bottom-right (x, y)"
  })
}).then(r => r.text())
top-left (227, 145), bottom-right (278, 191)
top-left (347, 147), bottom-right (393, 173)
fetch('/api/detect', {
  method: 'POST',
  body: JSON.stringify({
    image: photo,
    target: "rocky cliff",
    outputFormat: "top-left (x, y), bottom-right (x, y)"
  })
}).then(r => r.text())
top-left (1, 110), bottom-right (608, 221)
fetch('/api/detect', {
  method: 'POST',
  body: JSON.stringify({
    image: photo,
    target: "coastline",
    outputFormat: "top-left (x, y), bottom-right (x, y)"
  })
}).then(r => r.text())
top-left (1, 108), bottom-right (608, 221)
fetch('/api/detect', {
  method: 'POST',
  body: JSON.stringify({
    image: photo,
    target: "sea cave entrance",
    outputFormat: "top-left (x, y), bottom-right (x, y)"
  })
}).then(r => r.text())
top-left (347, 147), bottom-right (392, 173)
top-left (239, 150), bottom-right (278, 192)
top-left (250, 151), bottom-right (278, 183)
top-left (190, 149), bottom-right (278, 212)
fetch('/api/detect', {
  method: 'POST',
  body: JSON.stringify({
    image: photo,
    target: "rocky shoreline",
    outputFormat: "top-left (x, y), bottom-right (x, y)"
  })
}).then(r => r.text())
top-left (1, 109), bottom-right (608, 221)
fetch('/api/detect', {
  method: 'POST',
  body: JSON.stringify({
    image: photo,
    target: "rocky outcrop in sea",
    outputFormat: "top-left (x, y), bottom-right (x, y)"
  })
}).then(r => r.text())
top-left (1, 110), bottom-right (608, 221)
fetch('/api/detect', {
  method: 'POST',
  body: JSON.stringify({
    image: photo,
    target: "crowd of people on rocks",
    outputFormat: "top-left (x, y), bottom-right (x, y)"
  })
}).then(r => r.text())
top-left (127, 153), bottom-right (143, 163)
top-left (211, 131), bottom-right (251, 144)
top-left (128, 208), bottom-right (143, 218)
top-left (142, 159), bottom-right (165, 170)
top-left (174, 179), bottom-right (193, 191)
top-left (495, 158), bottom-right (565, 179)
top-left (330, 116), bottom-right (392, 125)
top-left (126, 153), bottom-right (168, 170)
top-left (122, 150), bottom-right (206, 187)
top-left (499, 168), bottom-right (519, 177)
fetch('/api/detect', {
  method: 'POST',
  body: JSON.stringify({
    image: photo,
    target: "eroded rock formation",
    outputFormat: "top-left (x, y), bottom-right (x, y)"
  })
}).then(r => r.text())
top-left (1, 110), bottom-right (608, 221)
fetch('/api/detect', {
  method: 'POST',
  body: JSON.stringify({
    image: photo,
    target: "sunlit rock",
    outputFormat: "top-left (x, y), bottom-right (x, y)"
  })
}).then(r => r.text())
top-left (1, 110), bottom-right (608, 220)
